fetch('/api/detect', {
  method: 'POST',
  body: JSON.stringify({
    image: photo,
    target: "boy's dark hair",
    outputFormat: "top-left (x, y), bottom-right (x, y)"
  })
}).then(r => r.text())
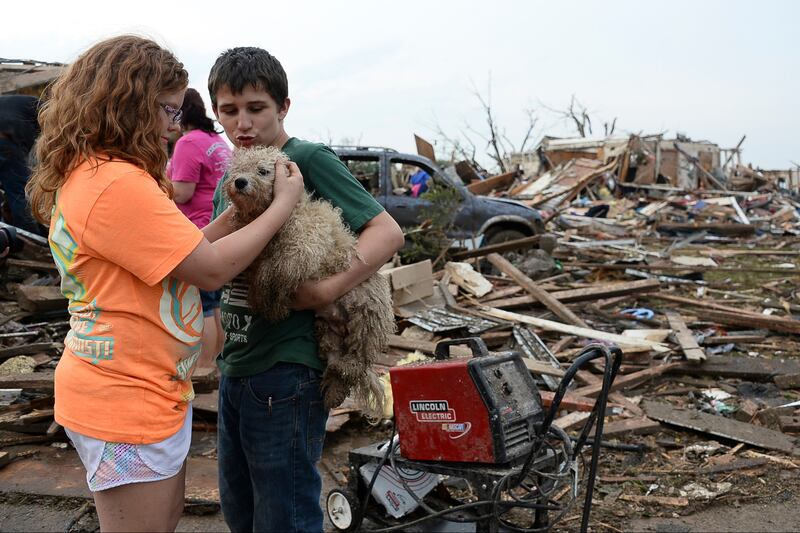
top-left (180, 88), bottom-right (219, 134)
top-left (208, 47), bottom-right (288, 108)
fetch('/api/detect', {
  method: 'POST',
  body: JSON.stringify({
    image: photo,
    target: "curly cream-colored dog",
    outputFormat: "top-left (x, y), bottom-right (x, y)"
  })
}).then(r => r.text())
top-left (223, 146), bottom-right (394, 415)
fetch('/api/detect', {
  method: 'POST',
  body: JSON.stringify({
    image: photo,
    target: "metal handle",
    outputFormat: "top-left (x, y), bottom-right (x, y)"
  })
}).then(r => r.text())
top-left (434, 337), bottom-right (489, 360)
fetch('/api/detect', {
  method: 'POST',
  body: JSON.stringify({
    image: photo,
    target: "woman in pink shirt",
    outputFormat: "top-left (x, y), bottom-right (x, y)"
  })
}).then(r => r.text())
top-left (170, 88), bottom-right (232, 368)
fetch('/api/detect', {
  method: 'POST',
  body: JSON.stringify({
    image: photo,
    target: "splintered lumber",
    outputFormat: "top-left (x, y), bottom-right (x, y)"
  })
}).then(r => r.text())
top-left (643, 400), bottom-right (796, 454)
top-left (539, 390), bottom-right (605, 412)
top-left (702, 334), bottom-right (766, 345)
top-left (450, 235), bottom-right (541, 261)
top-left (700, 309), bottom-right (800, 335)
top-left (775, 373), bottom-right (800, 390)
top-left (478, 306), bottom-right (669, 353)
top-left (445, 262), bottom-right (493, 298)
top-left (670, 356), bottom-right (800, 381)
top-left (574, 369), bottom-right (644, 416)
top-left (651, 293), bottom-right (800, 334)
top-left (466, 170), bottom-right (518, 195)
top-left (487, 253), bottom-right (588, 328)
top-left (484, 278), bottom-right (659, 308)
top-left (0, 370), bottom-right (221, 394)
top-left (387, 335), bottom-right (472, 358)
top-left (656, 222), bottom-right (754, 237)
top-left (15, 285), bottom-right (66, 313)
top-left (553, 412), bottom-right (591, 430)
top-left (551, 279), bottom-right (660, 303)
top-left (601, 417), bottom-right (661, 437)
top-left (664, 311), bottom-right (706, 363)
top-left (619, 495), bottom-right (689, 507)
top-left (5, 258), bottom-right (59, 272)
top-left (520, 358), bottom-right (566, 378)
top-left (649, 293), bottom-right (762, 315)
top-left (571, 362), bottom-right (681, 398)
top-left (0, 342), bottom-right (61, 362)
top-left (570, 262), bottom-right (799, 275)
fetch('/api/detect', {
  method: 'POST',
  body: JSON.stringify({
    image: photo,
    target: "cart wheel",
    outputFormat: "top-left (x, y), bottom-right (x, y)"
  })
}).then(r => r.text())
top-left (327, 488), bottom-right (358, 531)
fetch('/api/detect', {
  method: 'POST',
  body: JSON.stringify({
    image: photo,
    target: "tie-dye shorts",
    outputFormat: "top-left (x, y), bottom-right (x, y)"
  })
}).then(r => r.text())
top-left (65, 405), bottom-right (192, 492)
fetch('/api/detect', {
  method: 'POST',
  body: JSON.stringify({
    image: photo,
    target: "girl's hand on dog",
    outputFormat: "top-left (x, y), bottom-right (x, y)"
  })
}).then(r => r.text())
top-left (272, 161), bottom-right (304, 213)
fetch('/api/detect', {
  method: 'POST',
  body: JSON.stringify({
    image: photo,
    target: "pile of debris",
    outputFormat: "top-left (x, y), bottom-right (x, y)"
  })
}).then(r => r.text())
top-left (1, 137), bottom-right (800, 527)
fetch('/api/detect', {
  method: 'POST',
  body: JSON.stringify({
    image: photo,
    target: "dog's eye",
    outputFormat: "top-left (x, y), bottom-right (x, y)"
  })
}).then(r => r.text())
top-left (258, 167), bottom-right (268, 176)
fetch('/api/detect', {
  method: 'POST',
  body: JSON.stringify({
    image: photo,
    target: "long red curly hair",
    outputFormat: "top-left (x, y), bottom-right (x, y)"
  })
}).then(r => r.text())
top-left (26, 35), bottom-right (188, 224)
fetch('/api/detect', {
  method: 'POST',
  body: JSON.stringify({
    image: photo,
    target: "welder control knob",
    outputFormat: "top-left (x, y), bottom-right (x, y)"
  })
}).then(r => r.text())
top-left (502, 382), bottom-right (512, 395)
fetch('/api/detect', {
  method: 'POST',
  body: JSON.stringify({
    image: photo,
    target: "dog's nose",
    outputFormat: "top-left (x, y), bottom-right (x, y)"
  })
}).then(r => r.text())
top-left (234, 178), bottom-right (248, 190)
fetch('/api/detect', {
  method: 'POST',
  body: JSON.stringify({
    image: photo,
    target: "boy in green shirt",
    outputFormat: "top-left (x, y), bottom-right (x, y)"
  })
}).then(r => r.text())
top-left (207, 47), bottom-right (404, 532)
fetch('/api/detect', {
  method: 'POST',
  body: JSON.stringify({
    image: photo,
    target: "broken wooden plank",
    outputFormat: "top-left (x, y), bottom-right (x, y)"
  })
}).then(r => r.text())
top-left (5, 258), bottom-right (59, 272)
top-left (619, 494), bottom-right (689, 507)
top-left (0, 342), bottom-right (62, 362)
top-left (0, 370), bottom-right (222, 395)
top-left (643, 400), bottom-right (796, 454)
top-left (484, 278), bottom-right (660, 309)
top-left (387, 335), bottom-right (472, 358)
top-left (477, 306), bottom-right (669, 353)
top-left (665, 311), bottom-right (706, 364)
top-left (601, 417), bottom-right (661, 438)
top-left (445, 262), bottom-right (493, 298)
top-left (553, 411), bottom-right (591, 431)
top-left (697, 458), bottom-right (768, 475)
top-left (572, 362), bottom-right (681, 398)
top-left (450, 235), bottom-right (542, 261)
top-left (702, 334), bottom-right (766, 346)
top-left (700, 309), bottom-right (800, 335)
top-left (466, 170), bottom-right (518, 196)
top-left (649, 293), bottom-right (764, 316)
top-left (656, 222), bottom-right (753, 237)
top-left (574, 369), bottom-right (645, 416)
top-left (539, 390), bottom-right (605, 413)
top-left (775, 373), bottom-right (800, 390)
top-left (15, 285), bottom-right (66, 313)
top-left (487, 253), bottom-right (588, 328)
top-left (551, 279), bottom-right (661, 303)
top-left (780, 416), bottom-right (800, 432)
top-left (670, 356), bottom-right (800, 381)
top-left (521, 358), bottom-right (566, 378)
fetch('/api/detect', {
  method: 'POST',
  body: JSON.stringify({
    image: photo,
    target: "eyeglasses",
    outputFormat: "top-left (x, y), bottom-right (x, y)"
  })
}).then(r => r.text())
top-left (159, 102), bottom-right (183, 124)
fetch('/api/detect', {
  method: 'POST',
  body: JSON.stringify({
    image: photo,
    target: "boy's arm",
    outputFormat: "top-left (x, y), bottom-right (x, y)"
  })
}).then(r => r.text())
top-left (292, 211), bottom-right (404, 311)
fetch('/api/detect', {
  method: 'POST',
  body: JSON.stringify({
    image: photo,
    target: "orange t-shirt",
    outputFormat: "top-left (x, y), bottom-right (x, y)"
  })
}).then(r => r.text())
top-left (49, 158), bottom-right (205, 444)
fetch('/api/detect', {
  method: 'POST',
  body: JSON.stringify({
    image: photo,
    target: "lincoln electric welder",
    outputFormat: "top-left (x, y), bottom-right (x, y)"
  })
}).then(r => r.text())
top-left (389, 337), bottom-right (545, 463)
top-left (325, 338), bottom-right (623, 533)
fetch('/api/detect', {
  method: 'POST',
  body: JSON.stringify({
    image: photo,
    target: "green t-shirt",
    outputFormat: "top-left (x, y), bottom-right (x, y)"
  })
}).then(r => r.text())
top-left (211, 137), bottom-right (384, 377)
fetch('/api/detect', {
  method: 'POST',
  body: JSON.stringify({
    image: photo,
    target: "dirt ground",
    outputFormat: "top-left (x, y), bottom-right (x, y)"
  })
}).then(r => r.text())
top-left (1, 416), bottom-right (799, 532)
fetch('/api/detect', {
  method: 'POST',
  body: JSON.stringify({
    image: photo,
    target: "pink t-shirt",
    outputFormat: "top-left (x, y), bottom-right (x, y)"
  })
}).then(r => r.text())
top-left (169, 130), bottom-right (232, 228)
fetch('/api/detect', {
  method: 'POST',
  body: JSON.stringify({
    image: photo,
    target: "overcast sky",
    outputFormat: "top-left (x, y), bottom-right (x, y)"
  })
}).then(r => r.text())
top-left (4, 0), bottom-right (797, 171)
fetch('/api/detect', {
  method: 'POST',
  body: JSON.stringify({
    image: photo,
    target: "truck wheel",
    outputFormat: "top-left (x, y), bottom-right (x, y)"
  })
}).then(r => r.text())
top-left (485, 228), bottom-right (527, 246)
top-left (327, 488), bottom-right (359, 531)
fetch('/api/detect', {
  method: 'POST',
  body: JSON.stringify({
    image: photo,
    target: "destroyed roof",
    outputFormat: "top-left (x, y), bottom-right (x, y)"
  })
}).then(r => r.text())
top-left (538, 135), bottom-right (630, 151)
top-left (0, 59), bottom-right (66, 96)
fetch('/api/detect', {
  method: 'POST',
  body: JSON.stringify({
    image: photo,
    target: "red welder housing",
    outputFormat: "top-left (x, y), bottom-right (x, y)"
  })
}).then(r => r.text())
top-left (390, 339), bottom-right (544, 464)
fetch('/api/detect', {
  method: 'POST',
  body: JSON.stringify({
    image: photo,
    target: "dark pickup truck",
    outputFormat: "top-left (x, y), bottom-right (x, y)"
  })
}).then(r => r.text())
top-left (333, 146), bottom-right (543, 245)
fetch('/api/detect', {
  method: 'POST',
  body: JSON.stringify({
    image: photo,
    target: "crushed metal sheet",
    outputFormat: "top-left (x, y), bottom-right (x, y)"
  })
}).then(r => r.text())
top-left (407, 307), bottom-right (501, 334)
top-left (511, 326), bottom-right (562, 391)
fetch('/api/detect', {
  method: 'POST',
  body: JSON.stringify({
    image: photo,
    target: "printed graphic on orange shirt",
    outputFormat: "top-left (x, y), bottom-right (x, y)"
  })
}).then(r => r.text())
top-left (50, 211), bottom-right (87, 309)
top-left (51, 210), bottom-right (115, 363)
top-left (159, 277), bottom-right (203, 344)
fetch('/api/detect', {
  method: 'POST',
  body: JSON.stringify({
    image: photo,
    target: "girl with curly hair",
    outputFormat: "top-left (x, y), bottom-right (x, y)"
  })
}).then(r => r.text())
top-left (26, 35), bottom-right (303, 531)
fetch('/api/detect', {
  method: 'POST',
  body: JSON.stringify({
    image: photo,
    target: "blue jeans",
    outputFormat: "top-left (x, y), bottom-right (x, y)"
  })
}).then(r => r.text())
top-left (218, 363), bottom-right (328, 533)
